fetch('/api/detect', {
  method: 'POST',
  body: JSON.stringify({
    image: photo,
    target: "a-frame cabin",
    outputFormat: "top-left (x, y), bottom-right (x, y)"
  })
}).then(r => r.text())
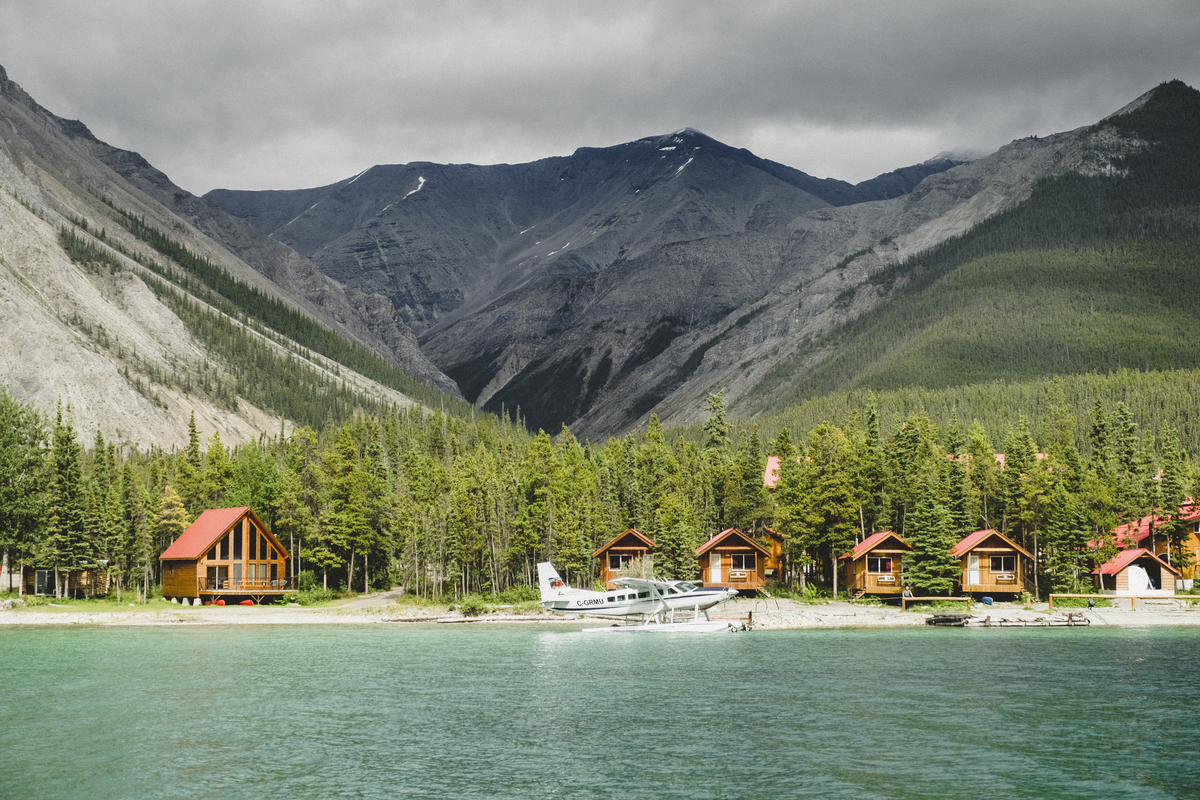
top-left (160, 507), bottom-right (290, 604)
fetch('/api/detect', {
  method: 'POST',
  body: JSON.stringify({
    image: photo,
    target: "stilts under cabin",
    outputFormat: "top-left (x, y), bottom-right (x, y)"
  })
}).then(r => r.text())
top-left (159, 507), bottom-right (290, 605)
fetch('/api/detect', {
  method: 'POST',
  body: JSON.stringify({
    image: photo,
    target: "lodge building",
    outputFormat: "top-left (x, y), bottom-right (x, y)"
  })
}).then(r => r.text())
top-left (160, 507), bottom-right (290, 604)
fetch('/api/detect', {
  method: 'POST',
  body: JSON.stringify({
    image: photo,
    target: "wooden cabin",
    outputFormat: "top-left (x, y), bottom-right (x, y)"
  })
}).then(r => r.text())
top-left (840, 531), bottom-right (911, 597)
top-left (593, 529), bottom-right (655, 589)
top-left (160, 507), bottom-right (289, 604)
top-left (1093, 548), bottom-right (1180, 595)
top-left (21, 565), bottom-right (110, 598)
top-left (696, 528), bottom-right (770, 593)
top-left (952, 529), bottom-right (1032, 597)
top-left (760, 527), bottom-right (784, 579)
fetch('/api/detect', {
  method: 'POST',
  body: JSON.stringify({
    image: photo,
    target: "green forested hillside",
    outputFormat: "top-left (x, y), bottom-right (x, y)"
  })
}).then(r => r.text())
top-left (752, 80), bottom-right (1200, 415)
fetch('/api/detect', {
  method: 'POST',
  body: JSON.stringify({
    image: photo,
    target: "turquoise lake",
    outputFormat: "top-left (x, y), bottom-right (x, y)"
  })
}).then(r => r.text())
top-left (3, 624), bottom-right (1200, 799)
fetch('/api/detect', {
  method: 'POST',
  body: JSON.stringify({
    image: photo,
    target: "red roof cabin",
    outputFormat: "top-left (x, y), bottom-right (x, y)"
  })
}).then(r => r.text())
top-left (159, 507), bottom-right (290, 604)
top-left (952, 529), bottom-right (1032, 597)
top-left (697, 528), bottom-right (770, 593)
top-left (1093, 548), bottom-right (1180, 595)
top-left (593, 529), bottom-right (655, 589)
top-left (840, 531), bottom-right (911, 597)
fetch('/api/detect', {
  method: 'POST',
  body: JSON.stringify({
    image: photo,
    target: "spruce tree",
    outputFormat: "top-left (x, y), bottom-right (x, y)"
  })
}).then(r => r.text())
top-left (904, 485), bottom-right (959, 596)
top-left (44, 403), bottom-right (89, 597)
top-left (0, 390), bottom-right (46, 593)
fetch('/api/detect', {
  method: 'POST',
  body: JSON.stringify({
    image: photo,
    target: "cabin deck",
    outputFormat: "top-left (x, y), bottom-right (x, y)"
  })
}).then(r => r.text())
top-left (198, 577), bottom-right (291, 596)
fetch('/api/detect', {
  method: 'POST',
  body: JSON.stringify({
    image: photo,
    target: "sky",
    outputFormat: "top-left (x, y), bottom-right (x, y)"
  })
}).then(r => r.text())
top-left (2, 1), bottom-right (1197, 195)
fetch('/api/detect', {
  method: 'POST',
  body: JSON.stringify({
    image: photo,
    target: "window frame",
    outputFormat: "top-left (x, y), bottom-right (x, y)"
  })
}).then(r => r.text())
top-left (990, 555), bottom-right (1016, 573)
top-left (867, 556), bottom-right (893, 574)
top-left (730, 553), bottom-right (756, 571)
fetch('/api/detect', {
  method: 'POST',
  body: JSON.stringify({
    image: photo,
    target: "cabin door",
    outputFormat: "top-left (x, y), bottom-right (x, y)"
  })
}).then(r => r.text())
top-left (232, 563), bottom-right (243, 590)
top-left (710, 553), bottom-right (722, 583)
top-left (967, 555), bottom-right (980, 586)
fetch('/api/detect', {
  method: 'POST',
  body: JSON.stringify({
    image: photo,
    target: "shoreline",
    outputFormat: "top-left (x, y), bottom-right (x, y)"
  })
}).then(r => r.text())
top-left (4, 596), bottom-right (1200, 629)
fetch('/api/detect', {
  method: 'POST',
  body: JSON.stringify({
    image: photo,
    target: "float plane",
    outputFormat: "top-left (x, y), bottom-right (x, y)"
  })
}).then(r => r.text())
top-left (537, 562), bottom-right (740, 631)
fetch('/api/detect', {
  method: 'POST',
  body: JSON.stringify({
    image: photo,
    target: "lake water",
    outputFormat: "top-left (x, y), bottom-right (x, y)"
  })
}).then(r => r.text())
top-left (3, 623), bottom-right (1200, 799)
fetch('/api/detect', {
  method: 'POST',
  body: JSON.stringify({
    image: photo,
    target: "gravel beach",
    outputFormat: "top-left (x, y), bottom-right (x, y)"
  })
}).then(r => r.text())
top-left (4, 595), bottom-right (1200, 628)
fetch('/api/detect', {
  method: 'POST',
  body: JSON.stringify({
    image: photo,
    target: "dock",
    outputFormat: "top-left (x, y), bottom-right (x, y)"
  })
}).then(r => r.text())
top-left (927, 611), bottom-right (1091, 627)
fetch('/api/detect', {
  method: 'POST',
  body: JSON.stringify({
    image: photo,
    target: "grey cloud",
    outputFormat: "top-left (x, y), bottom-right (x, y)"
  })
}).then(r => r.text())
top-left (1, 0), bottom-right (1196, 192)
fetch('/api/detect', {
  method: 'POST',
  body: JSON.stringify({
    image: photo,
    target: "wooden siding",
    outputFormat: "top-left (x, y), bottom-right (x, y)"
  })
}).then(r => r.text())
top-left (844, 555), bottom-right (905, 595)
top-left (594, 529), bottom-right (654, 589)
top-left (702, 549), bottom-right (766, 592)
top-left (161, 510), bottom-right (290, 600)
top-left (22, 567), bottom-right (109, 598)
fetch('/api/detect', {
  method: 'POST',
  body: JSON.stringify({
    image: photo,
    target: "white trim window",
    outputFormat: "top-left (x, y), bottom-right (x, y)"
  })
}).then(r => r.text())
top-left (731, 553), bottom-right (756, 571)
top-left (867, 556), bottom-right (893, 574)
top-left (608, 553), bottom-right (634, 571)
top-left (990, 555), bottom-right (1016, 573)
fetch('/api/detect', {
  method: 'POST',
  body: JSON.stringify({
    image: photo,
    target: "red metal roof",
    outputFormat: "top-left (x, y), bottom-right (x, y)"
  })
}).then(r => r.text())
top-left (1092, 548), bottom-right (1181, 577)
top-left (840, 531), bottom-right (910, 561)
top-left (952, 529), bottom-right (1032, 559)
top-left (1093, 502), bottom-right (1199, 549)
top-left (696, 528), bottom-right (770, 556)
top-left (160, 507), bottom-right (251, 560)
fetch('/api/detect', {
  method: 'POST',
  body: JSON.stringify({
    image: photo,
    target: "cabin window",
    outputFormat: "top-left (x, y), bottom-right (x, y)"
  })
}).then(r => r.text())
top-left (233, 525), bottom-right (243, 560)
top-left (731, 553), bottom-right (756, 571)
top-left (867, 557), bottom-right (893, 574)
top-left (208, 544), bottom-right (217, 561)
top-left (607, 596), bottom-right (615, 603)
top-left (260, 534), bottom-right (268, 560)
top-left (608, 553), bottom-right (634, 571)
top-left (990, 556), bottom-right (1015, 573)
top-left (219, 534), bottom-right (230, 561)
top-left (637, 591), bottom-right (649, 599)
top-left (270, 564), bottom-right (278, 585)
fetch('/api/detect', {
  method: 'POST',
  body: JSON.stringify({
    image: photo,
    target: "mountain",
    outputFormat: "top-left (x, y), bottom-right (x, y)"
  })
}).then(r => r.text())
top-left (5, 58), bottom-right (1193, 447)
top-left (0, 64), bottom-right (463, 448)
top-left (743, 79), bottom-right (1200, 416)
top-left (207, 130), bottom-right (964, 434)
top-left (210, 85), bottom-right (1186, 438)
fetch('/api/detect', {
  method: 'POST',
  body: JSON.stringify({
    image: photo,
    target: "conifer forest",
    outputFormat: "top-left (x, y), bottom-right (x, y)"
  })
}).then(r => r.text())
top-left (2, 377), bottom-right (1196, 602)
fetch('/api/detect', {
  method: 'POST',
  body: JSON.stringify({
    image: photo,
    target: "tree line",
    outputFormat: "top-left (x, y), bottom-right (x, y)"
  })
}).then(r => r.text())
top-left (2, 381), bottom-right (1193, 601)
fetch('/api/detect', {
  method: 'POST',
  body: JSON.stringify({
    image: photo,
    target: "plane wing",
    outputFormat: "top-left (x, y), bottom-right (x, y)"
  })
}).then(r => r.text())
top-left (612, 577), bottom-right (667, 592)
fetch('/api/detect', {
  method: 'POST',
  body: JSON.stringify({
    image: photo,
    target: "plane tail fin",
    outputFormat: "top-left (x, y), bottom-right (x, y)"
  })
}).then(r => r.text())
top-left (536, 562), bottom-right (564, 602)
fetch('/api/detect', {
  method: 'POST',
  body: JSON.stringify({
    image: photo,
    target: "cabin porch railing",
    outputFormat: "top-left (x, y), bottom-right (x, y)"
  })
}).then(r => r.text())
top-left (199, 577), bottom-right (292, 593)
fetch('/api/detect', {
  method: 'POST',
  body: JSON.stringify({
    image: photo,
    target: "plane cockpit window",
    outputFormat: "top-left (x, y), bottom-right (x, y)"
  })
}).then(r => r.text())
top-left (638, 591), bottom-right (649, 598)
top-left (676, 582), bottom-right (696, 592)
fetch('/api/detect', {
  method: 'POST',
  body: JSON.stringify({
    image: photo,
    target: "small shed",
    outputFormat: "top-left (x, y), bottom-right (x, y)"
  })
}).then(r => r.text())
top-left (592, 528), bottom-right (655, 589)
top-left (952, 529), bottom-right (1032, 597)
top-left (159, 507), bottom-right (290, 604)
top-left (21, 565), bottom-right (110, 598)
top-left (1093, 548), bottom-right (1180, 595)
top-left (840, 531), bottom-right (911, 597)
top-left (696, 528), bottom-right (770, 593)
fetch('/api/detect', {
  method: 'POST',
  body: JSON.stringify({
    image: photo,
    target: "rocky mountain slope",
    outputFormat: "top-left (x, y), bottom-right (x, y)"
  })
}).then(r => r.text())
top-left (211, 95), bottom-right (1153, 437)
top-left (0, 64), bottom-right (459, 448)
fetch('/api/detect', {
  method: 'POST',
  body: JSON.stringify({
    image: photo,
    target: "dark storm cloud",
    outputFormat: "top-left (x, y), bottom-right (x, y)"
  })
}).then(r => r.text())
top-left (1, 0), bottom-right (1196, 193)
